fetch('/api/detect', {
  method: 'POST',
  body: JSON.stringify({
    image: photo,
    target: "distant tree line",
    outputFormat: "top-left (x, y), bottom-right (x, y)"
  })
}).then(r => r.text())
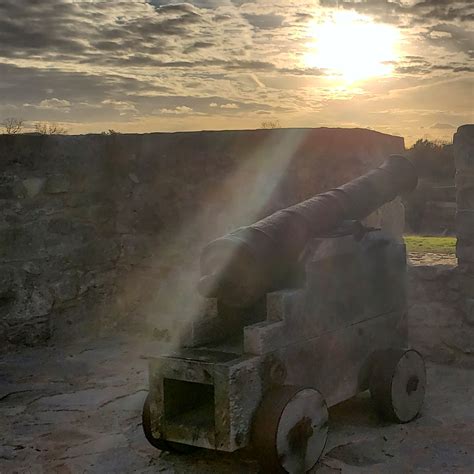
top-left (1, 117), bottom-right (68, 135)
top-left (260, 119), bottom-right (281, 129)
top-left (404, 139), bottom-right (455, 234)
top-left (1, 117), bottom-right (24, 135)
top-left (408, 139), bottom-right (454, 179)
top-left (34, 122), bottom-right (68, 135)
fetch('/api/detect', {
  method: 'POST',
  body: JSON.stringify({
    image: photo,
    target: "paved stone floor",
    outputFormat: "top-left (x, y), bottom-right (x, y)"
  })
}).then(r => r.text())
top-left (1, 337), bottom-right (473, 473)
top-left (408, 252), bottom-right (457, 267)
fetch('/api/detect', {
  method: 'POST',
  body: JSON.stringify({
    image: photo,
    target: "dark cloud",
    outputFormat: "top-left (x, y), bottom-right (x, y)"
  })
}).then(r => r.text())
top-left (153, 3), bottom-right (199, 14)
top-left (123, 11), bottom-right (202, 38)
top-left (242, 13), bottom-right (285, 30)
top-left (319, 0), bottom-right (405, 23)
top-left (293, 12), bottom-right (314, 22)
top-left (430, 123), bottom-right (456, 129)
top-left (411, 0), bottom-right (473, 22)
top-left (213, 13), bottom-right (233, 22)
top-left (319, 0), bottom-right (473, 24)
top-left (0, 62), bottom-right (164, 106)
top-left (0, 0), bottom-right (204, 63)
top-left (150, 0), bottom-right (223, 9)
top-left (425, 23), bottom-right (474, 57)
top-left (184, 41), bottom-right (215, 53)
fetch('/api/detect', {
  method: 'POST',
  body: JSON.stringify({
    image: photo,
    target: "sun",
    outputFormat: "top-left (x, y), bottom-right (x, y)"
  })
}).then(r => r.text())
top-left (304, 11), bottom-right (400, 82)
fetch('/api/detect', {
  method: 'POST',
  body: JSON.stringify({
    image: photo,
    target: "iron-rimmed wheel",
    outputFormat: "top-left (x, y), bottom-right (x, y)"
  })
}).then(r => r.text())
top-left (369, 348), bottom-right (426, 423)
top-left (142, 394), bottom-right (196, 454)
top-left (252, 385), bottom-right (329, 473)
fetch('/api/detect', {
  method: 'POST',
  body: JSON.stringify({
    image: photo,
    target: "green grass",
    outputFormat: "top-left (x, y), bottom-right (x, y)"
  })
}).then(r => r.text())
top-left (404, 235), bottom-right (456, 254)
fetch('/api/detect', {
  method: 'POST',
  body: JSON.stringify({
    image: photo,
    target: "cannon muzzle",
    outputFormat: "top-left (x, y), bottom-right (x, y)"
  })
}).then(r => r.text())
top-left (198, 155), bottom-right (417, 307)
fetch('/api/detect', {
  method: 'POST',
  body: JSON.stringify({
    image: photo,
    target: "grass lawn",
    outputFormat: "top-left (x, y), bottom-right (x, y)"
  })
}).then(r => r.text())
top-left (404, 235), bottom-right (456, 254)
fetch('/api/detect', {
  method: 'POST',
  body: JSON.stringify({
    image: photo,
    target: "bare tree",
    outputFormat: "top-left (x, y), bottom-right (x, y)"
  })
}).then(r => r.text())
top-left (261, 119), bottom-right (281, 129)
top-left (34, 122), bottom-right (68, 135)
top-left (1, 117), bottom-right (24, 134)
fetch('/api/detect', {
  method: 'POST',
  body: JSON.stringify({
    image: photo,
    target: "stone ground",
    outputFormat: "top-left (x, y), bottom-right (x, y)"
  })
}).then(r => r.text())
top-left (1, 336), bottom-right (473, 474)
top-left (408, 252), bottom-right (457, 267)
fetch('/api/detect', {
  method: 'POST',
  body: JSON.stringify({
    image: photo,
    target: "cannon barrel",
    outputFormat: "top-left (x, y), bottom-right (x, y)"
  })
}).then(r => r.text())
top-left (198, 155), bottom-right (418, 307)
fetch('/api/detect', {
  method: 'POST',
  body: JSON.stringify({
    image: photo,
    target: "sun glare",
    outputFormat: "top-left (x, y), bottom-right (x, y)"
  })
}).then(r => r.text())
top-left (305, 11), bottom-right (400, 82)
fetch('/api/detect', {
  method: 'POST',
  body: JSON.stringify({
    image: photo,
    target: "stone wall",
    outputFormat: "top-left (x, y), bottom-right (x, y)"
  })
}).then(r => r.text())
top-left (407, 125), bottom-right (474, 368)
top-left (0, 128), bottom-right (405, 349)
top-left (408, 264), bottom-right (473, 367)
top-left (455, 125), bottom-right (474, 265)
top-left (454, 124), bottom-right (474, 355)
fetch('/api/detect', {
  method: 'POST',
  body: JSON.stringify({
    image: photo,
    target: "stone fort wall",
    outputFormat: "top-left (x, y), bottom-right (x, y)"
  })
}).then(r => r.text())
top-left (407, 125), bottom-right (474, 367)
top-left (0, 128), bottom-right (405, 349)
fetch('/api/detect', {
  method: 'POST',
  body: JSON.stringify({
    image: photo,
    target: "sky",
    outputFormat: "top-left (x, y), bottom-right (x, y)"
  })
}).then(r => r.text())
top-left (0, 0), bottom-right (472, 145)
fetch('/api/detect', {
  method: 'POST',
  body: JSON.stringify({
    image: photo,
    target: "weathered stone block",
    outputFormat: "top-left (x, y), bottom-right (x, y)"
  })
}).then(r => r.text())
top-left (411, 265), bottom-right (448, 281)
top-left (22, 262), bottom-right (41, 275)
top-left (45, 174), bottom-right (70, 194)
top-left (115, 203), bottom-right (163, 235)
top-left (86, 203), bottom-right (114, 225)
top-left (463, 299), bottom-right (474, 326)
top-left (5, 316), bottom-right (50, 345)
top-left (128, 172), bottom-right (140, 184)
top-left (68, 240), bottom-right (120, 268)
top-left (455, 210), bottom-right (474, 239)
top-left (51, 272), bottom-right (78, 302)
top-left (442, 324), bottom-right (474, 355)
top-left (22, 178), bottom-right (45, 198)
top-left (459, 274), bottom-right (474, 297)
top-left (119, 235), bottom-right (157, 263)
top-left (0, 183), bottom-right (26, 199)
top-left (456, 240), bottom-right (474, 263)
top-left (455, 170), bottom-right (474, 190)
top-left (266, 290), bottom-right (300, 322)
top-left (25, 288), bottom-right (54, 318)
top-left (0, 266), bottom-right (14, 295)
top-left (0, 226), bottom-right (34, 260)
top-left (408, 302), bottom-right (459, 364)
top-left (0, 184), bottom-right (14, 200)
top-left (47, 217), bottom-right (75, 235)
top-left (454, 124), bottom-right (474, 171)
top-left (457, 186), bottom-right (474, 210)
top-left (65, 192), bottom-right (103, 208)
top-left (47, 219), bottom-right (97, 246)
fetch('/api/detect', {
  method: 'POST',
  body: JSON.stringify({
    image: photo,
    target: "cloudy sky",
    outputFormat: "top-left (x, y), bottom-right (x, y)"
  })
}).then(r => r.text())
top-left (0, 0), bottom-right (472, 144)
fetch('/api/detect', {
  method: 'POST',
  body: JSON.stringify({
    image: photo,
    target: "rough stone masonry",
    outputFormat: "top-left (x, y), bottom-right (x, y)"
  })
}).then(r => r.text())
top-left (454, 125), bottom-right (474, 342)
top-left (0, 128), bottom-right (405, 350)
top-left (407, 125), bottom-right (474, 368)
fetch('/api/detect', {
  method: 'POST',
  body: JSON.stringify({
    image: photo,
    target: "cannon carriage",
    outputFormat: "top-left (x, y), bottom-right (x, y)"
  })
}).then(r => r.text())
top-left (142, 156), bottom-right (426, 473)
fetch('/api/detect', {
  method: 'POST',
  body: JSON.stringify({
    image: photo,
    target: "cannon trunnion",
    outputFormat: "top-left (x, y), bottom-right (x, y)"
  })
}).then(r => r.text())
top-left (144, 228), bottom-right (426, 472)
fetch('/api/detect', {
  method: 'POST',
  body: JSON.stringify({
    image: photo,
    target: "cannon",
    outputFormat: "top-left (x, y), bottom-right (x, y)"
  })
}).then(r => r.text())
top-left (143, 155), bottom-right (426, 473)
top-left (197, 155), bottom-right (418, 308)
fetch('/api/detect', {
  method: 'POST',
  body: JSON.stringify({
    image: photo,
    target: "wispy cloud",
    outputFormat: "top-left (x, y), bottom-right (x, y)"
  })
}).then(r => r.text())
top-left (0, 0), bottom-right (471, 142)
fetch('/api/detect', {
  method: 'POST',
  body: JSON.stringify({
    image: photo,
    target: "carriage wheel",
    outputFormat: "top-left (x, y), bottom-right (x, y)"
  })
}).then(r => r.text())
top-left (142, 394), bottom-right (196, 454)
top-left (252, 386), bottom-right (329, 473)
top-left (370, 349), bottom-right (426, 423)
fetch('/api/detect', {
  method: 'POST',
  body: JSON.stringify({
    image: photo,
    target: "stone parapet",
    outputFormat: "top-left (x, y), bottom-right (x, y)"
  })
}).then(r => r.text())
top-left (454, 124), bottom-right (474, 171)
top-left (454, 125), bottom-right (474, 331)
top-left (0, 128), bottom-right (406, 349)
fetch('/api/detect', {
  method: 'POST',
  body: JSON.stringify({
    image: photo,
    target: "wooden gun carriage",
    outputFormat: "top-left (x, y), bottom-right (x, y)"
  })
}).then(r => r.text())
top-left (142, 156), bottom-right (426, 473)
